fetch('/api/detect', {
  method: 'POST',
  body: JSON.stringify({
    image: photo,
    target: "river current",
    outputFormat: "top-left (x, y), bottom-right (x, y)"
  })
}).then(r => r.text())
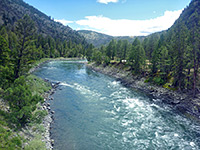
top-left (33, 60), bottom-right (200, 150)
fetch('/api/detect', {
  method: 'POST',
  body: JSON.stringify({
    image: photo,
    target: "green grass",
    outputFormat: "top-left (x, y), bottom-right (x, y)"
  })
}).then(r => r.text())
top-left (26, 75), bottom-right (51, 96)
top-left (0, 74), bottom-right (51, 149)
top-left (31, 58), bottom-right (51, 69)
top-left (0, 57), bottom-right (54, 150)
top-left (0, 113), bottom-right (22, 150)
top-left (24, 135), bottom-right (46, 150)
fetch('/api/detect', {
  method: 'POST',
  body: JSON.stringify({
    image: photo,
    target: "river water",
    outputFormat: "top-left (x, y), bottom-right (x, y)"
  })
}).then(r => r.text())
top-left (34, 60), bottom-right (200, 150)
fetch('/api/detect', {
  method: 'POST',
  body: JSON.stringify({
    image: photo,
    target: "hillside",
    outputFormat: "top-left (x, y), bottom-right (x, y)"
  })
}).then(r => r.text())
top-left (89, 0), bottom-right (200, 96)
top-left (0, 0), bottom-right (86, 45)
top-left (78, 30), bottom-right (113, 47)
top-left (170, 0), bottom-right (199, 31)
top-left (78, 30), bottom-right (145, 47)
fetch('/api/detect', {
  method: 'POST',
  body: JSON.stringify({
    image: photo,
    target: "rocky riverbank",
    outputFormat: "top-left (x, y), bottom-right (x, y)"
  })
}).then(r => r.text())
top-left (41, 80), bottom-right (60, 150)
top-left (28, 57), bottom-right (86, 149)
top-left (87, 62), bottom-right (200, 122)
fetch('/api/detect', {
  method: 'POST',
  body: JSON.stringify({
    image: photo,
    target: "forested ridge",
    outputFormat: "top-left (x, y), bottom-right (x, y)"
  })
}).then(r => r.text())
top-left (0, 0), bottom-right (87, 45)
top-left (88, 0), bottom-right (200, 97)
top-left (0, 0), bottom-right (90, 149)
top-left (78, 30), bottom-right (145, 47)
top-left (0, 12), bottom-right (91, 150)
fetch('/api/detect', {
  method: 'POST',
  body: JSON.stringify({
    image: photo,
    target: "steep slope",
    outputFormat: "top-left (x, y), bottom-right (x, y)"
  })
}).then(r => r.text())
top-left (172, 0), bottom-right (200, 30)
top-left (78, 30), bottom-right (145, 47)
top-left (78, 30), bottom-right (113, 47)
top-left (0, 0), bottom-right (86, 45)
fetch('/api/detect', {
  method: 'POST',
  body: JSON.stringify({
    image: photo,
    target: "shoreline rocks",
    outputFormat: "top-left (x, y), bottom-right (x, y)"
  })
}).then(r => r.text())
top-left (29, 58), bottom-right (82, 150)
top-left (87, 63), bottom-right (200, 122)
top-left (42, 81), bottom-right (60, 150)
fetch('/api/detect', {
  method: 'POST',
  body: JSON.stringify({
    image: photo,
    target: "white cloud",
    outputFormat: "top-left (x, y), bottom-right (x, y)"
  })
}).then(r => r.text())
top-left (76, 10), bottom-right (183, 36)
top-left (97, 0), bottom-right (119, 4)
top-left (55, 19), bottom-right (74, 26)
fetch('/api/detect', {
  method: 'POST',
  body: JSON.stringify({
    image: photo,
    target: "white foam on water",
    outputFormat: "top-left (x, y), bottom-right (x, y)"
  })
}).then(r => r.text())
top-left (72, 83), bottom-right (102, 98)
top-left (60, 82), bottom-right (102, 98)
top-left (190, 142), bottom-right (195, 147)
top-left (114, 105), bottom-right (120, 112)
top-left (111, 81), bottom-right (120, 86)
top-left (155, 132), bottom-right (159, 138)
top-left (60, 82), bottom-right (74, 88)
top-left (150, 103), bottom-right (160, 109)
top-left (174, 133), bottom-right (179, 137)
top-left (121, 120), bottom-right (133, 127)
top-left (123, 98), bottom-right (145, 110)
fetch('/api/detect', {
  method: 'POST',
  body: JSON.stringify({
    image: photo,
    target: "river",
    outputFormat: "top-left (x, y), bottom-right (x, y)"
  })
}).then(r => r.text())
top-left (33, 60), bottom-right (200, 150)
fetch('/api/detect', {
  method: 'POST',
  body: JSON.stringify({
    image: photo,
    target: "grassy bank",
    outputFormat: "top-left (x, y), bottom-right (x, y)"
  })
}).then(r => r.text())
top-left (1, 57), bottom-right (84, 149)
top-left (0, 70), bottom-right (52, 149)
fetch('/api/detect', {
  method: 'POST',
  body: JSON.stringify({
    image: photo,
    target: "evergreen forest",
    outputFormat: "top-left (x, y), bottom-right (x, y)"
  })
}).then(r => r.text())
top-left (0, 0), bottom-right (199, 149)
top-left (88, 0), bottom-right (200, 97)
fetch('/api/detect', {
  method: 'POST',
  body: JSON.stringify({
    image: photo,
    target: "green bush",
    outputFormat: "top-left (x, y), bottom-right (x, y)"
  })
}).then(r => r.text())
top-left (103, 56), bottom-right (110, 66)
top-left (24, 135), bottom-right (46, 150)
top-left (0, 126), bottom-right (22, 150)
top-left (152, 76), bottom-right (165, 85)
top-left (144, 78), bottom-right (150, 83)
top-left (31, 110), bottom-right (48, 124)
top-left (32, 124), bottom-right (45, 134)
top-left (5, 76), bottom-right (42, 127)
top-left (163, 83), bottom-right (177, 91)
top-left (26, 75), bottom-right (51, 96)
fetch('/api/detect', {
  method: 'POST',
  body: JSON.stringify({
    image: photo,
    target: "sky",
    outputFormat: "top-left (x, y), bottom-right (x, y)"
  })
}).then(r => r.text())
top-left (23, 0), bottom-right (191, 36)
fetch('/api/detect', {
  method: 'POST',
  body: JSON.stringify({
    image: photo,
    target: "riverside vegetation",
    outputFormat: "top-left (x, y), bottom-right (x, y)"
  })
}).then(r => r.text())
top-left (0, 6), bottom-right (88, 150)
top-left (87, 0), bottom-right (200, 98)
top-left (0, 0), bottom-right (200, 149)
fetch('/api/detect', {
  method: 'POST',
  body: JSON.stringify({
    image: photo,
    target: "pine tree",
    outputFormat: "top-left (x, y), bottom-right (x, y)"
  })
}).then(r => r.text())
top-left (14, 15), bottom-right (36, 79)
top-left (86, 44), bottom-right (94, 61)
top-left (122, 40), bottom-right (129, 61)
top-left (106, 40), bottom-right (113, 59)
top-left (116, 40), bottom-right (123, 61)
top-left (151, 46), bottom-right (160, 75)
top-left (0, 35), bottom-right (13, 88)
top-left (159, 45), bottom-right (170, 82)
top-left (173, 21), bottom-right (188, 90)
top-left (0, 35), bottom-right (10, 66)
top-left (5, 76), bottom-right (42, 126)
top-left (189, 9), bottom-right (200, 96)
top-left (130, 38), bottom-right (146, 74)
top-left (0, 26), bottom-right (8, 42)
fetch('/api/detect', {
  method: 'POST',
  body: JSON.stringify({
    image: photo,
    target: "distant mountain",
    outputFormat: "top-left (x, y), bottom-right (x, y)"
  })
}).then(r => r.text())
top-left (0, 0), bottom-right (86, 45)
top-left (78, 30), bottom-right (145, 47)
top-left (78, 30), bottom-right (113, 47)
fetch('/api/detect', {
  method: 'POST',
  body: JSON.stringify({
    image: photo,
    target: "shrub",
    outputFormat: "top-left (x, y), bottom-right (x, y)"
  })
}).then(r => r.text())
top-left (26, 75), bottom-right (51, 96)
top-left (152, 76), bottom-right (165, 85)
top-left (24, 135), bottom-right (46, 150)
top-left (5, 76), bottom-right (42, 127)
top-left (0, 126), bottom-right (22, 150)
top-left (31, 110), bottom-right (48, 124)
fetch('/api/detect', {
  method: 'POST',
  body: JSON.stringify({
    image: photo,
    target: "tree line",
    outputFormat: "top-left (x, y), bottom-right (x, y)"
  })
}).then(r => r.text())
top-left (88, 2), bottom-right (200, 97)
top-left (0, 15), bottom-right (88, 127)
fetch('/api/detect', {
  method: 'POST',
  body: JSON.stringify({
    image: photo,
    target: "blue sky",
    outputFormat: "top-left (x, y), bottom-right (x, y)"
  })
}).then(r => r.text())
top-left (24, 0), bottom-right (191, 36)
